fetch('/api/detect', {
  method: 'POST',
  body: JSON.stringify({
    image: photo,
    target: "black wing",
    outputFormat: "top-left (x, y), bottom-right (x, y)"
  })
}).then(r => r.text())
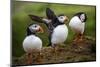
top-left (29, 14), bottom-right (44, 23)
top-left (46, 8), bottom-right (61, 27)
top-left (46, 8), bottom-right (57, 20)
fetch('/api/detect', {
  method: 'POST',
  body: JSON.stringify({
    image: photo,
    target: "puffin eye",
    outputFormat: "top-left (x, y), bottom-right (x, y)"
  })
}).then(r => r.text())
top-left (60, 16), bottom-right (63, 19)
top-left (34, 25), bottom-right (37, 28)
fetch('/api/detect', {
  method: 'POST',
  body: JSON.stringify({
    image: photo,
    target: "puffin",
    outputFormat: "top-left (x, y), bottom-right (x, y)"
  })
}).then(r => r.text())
top-left (28, 14), bottom-right (53, 34)
top-left (29, 8), bottom-right (69, 48)
top-left (23, 24), bottom-right (44, 64)
top-left (69, 12), bottom-right (87, 42)
top-left (46, 8), bottom-right (69, 48)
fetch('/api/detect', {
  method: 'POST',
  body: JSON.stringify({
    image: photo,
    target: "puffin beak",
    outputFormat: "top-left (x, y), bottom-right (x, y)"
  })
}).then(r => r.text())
top-left (64, 16), bottom-right (69, 22)
top-left (38, 26), bottom-right (44, 33)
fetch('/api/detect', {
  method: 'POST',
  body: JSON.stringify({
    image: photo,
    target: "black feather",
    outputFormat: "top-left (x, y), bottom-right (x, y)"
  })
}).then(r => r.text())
top-left (29, 14), bottom-right (44, 23)
top-left (46, 8), bottom-right (57, 20)
top-left (74, 12), bottom-right (87, 22)
top-left (27, 27), bottom-right (36, 36)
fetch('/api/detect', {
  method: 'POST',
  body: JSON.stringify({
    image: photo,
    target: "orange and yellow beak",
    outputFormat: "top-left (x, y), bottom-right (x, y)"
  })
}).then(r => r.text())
top-left (64, 16), bottom-right (69, 22)
top-left (37, 26), bottom-right (44, 33)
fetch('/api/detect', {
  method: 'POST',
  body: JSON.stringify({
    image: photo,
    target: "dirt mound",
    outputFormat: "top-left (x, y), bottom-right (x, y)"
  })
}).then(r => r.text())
top-left (12, 36), bottom-right (96, 66)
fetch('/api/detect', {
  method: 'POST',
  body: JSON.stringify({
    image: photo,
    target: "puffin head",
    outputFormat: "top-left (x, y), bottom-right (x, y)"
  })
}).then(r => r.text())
top-left (57, 14), bottom-right (69, 23)
top-left (27, 24), bottom-right (44, 35)
top-left (74, 12), bottom-right (87, 22)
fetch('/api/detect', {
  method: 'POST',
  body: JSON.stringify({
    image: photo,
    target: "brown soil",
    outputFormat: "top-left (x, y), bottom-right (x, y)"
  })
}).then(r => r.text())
top-left (12, 36), bottom-right (96, 66)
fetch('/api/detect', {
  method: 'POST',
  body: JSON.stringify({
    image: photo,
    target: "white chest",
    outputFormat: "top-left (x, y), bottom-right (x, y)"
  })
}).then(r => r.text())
top-left (69, 16), bottom-right (85, 34)
top-left (51, 24), bottom-right (68, 44)
top-left (23, 35), bottom-right (42, 53)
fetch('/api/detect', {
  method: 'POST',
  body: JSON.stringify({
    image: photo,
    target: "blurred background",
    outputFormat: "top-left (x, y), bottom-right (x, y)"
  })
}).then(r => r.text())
top-left (12, 1), bottom-right (96, 57)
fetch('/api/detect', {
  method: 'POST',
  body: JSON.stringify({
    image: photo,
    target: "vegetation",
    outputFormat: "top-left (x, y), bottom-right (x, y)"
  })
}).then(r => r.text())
top-left (12, 36), bottom-right (96, 65)
top-left (12, 1), bottom-right (96, 63)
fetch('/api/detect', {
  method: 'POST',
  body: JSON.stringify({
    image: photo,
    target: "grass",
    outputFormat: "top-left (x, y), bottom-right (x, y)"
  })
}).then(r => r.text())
top-left (12, 1), bottom-right (96, 58)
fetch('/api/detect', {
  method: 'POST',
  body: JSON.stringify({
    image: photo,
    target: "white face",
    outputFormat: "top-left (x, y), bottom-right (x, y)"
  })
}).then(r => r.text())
top-left (58, 16), bottom-right (67, 23)
top-left (29, 24), bottom-right (40, 32)
top-left (80, 14), bottom-right (85, 22)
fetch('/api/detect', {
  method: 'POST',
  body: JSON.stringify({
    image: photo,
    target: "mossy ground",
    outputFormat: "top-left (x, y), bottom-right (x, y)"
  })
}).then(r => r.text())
top-left (12, 36), bottom-right (96, 66)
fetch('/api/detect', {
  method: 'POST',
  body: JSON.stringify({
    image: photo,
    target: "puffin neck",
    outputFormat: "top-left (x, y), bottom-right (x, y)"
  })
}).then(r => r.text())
top-left (54, 21), bottom-right (64, 27)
